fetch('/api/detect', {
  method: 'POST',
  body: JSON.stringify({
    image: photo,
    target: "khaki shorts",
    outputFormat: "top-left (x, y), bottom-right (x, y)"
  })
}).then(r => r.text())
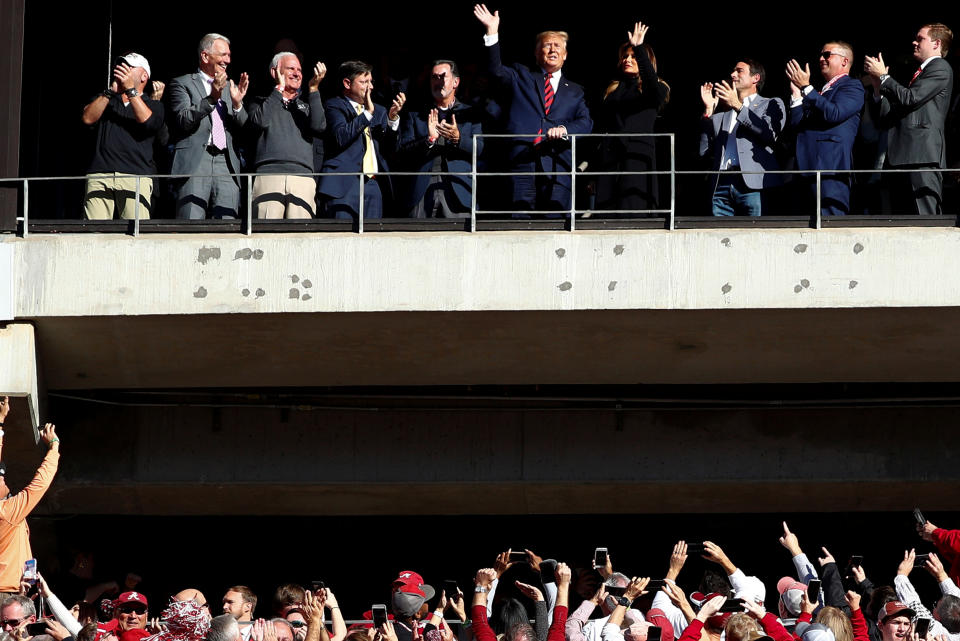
top-left (84, 172), bottom-right (153, 220)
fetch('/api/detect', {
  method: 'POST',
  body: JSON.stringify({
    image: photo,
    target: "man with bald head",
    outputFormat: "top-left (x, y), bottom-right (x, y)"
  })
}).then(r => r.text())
top-left (786, 42), bottom-right (864, 216)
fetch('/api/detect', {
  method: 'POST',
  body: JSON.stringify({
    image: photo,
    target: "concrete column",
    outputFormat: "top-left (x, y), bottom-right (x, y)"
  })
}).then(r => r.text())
top-left (0, 323), bottom-right (40, 438)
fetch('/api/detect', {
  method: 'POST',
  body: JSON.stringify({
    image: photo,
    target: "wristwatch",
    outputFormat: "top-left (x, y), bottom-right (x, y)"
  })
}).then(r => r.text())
top-left (474, 586), bottom-right (488, 593)
top-left (125, 88), bottom-right (140, 98)
top-left (616, 596), bottom-right (632, 608)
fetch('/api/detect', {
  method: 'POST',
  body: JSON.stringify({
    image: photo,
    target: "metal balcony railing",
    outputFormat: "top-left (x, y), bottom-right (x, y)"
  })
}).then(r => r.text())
top-left (0, 133), bottom-right (954, 236)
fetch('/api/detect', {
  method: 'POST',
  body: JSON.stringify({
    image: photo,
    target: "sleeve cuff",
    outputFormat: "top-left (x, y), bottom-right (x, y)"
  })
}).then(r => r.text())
top-left (483, 33), bottom-right (499, 47)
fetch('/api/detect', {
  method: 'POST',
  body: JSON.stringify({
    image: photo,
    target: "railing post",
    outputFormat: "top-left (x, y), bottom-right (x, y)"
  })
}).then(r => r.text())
top-left (358, 174), bottom-right (364, 234)
top-left (815, 171), bottom-right (822, 230)
top-left (246, 174), bottom-right (253, 236)
top-left (471, 134), bottom-right (477, 233)
top-left (669, 134), bottom-right (676, 231)
top-left (134, 175), bottom-right (141, 237)
top-left (22, 178), bottom-right (28, 238)
top-left (569, 134), bottom-right (576, 231)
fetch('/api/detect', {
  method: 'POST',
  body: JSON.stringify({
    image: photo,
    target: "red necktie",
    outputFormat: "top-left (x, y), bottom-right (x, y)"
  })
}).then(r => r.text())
top-left (534, 73), bottom-right (554, 145)
top-left (910, 67), bottom-right (922, 85)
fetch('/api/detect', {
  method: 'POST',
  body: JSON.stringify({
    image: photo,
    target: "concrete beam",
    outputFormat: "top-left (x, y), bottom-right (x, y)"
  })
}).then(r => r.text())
top-left (10, 228), bottom-right (960, 318)
top-left (27, 307), bottom-right (960, 388)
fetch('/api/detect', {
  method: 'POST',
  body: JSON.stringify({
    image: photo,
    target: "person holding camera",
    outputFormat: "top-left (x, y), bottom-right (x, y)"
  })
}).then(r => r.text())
top-left (0, 398), bottom-right (60, 596)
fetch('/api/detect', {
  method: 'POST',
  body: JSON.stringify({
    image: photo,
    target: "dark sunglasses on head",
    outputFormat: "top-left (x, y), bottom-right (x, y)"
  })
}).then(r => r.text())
top-left (119, 606), bottom-right (147, 615)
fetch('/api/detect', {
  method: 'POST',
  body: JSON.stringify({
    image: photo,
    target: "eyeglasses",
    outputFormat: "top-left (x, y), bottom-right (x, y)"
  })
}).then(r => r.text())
top-left (118, 606), bottom-right (147, 615)
top-left (288, 621), bottom-right (307, 629)
top-left (820, 51), bottom-right (843, 60)
top-left (2, 618), bottom-right (25, 628)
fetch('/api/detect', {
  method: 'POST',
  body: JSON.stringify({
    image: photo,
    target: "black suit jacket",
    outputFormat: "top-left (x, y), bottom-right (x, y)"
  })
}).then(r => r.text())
top-left (878, 56), bottom-right (954, 167)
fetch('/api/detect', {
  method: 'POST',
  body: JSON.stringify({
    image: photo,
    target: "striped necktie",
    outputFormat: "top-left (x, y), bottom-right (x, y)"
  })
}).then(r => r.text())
top-left (533, 72), bottom-right (554, 145)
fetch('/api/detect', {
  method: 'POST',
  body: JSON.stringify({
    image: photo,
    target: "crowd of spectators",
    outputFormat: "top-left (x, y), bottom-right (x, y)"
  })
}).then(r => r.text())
top-left (3, 520), bottom-right (960, 641)
top-left (76, 8), bottom-right (957, 221)
top-left (0, 402), bottom-right (958, 641)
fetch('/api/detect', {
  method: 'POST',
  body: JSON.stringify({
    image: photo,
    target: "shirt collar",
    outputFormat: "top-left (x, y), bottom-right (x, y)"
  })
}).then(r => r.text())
top-left (920, 55), bottom-right (941, 70)
top-left (539, 67), bottom-right (563, 81)
top-left (198, 69), bottom-right (214, 84)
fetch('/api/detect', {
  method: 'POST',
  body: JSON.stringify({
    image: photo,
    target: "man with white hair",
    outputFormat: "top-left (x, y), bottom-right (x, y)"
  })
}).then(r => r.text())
top-left (168, 33), bottom-right (250, 219)
top-left (247, 52), bottom-right (327, 219)
top-left (82, 53), bottom-right (165, 219)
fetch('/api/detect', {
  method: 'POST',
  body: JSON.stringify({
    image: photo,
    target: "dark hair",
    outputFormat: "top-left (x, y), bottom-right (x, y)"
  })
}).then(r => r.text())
top-left (507, 623), bottom-right (536, 641)
top-left (618, 43), bottom-right (658, 74)
top-left (936, 595), bottom-right (960, 634)
top-left (866, 586), bottom-right (897, 620)
top-left (741, 58), bottom-right (766, 92)
top-left (924, 23), bottom-right (953, 57)
top-left (74, 601), bottom-right (98, 625)
top-left (492, 598), bottom-right (529, 636)
top-left (77, 623), bottom-right (98, 641)
top-left (431, 59), bottom-right (460, 78)
top-left (272, 584), bottom-right (305, 616)
top-left (339, 60), bottom-right (373, 83)
top-left (699, 570), bottom-right (733, 598)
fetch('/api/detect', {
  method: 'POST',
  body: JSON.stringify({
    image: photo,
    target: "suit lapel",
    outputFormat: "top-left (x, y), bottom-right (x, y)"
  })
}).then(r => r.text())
top-left (532, 70), bottom-right (546, 111)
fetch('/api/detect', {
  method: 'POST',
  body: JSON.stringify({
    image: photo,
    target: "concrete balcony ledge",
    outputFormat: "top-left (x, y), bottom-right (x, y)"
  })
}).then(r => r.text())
top-left (7, 227), bottom-right (960, 318)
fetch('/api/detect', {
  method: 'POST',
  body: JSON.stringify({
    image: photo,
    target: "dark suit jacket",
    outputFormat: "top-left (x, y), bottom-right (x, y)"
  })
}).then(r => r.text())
top-left (700, 95), bottom-right (785, 189)
top-left (484, 42), bottom-right (592, 153)
top-left (790, 74), bottom-right (864, 172)
top-left (317, 95), bottom-right (397, 200)
top-left (397, 101), bottom-right (484, 211)
top-left (167, 72), bottom-right (247, 177)
top-left (878, 56), bottom-right (953, 167)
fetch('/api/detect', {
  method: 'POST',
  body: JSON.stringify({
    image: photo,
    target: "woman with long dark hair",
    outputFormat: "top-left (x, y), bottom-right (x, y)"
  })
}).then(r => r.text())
top-left (594, 22), bottom-right (670, 216)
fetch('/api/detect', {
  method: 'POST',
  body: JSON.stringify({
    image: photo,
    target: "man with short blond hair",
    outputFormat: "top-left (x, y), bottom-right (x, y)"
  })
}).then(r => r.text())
top-left (473, 4), bottom-right (592, 212)
top-left (786, 41), bottom-right (863, 216)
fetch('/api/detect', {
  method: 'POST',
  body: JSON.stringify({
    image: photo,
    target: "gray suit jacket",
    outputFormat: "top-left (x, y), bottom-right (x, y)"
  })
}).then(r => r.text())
top-left (700, 94), bottom-right (785, 190)
top-left (879, 56), bottom-right (953, 167)
top-left (167, 72), bottom-right (248, 178)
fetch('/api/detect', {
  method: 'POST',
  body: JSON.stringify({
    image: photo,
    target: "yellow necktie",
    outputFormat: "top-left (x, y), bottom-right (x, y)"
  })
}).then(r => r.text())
top-left (356, 103), bottom-right (376, 178)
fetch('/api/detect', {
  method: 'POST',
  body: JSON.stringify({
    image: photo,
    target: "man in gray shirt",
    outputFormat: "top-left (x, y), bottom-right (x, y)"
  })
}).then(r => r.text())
top-left (247, 53), bottom-right (327, 218)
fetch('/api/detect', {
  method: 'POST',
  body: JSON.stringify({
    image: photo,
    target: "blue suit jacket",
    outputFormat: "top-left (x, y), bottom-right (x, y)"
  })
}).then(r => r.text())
top-left (484, 41), bottom-right (592, 152)
top-left (790, 74), bottom-right (864, 172)
top-left (700, 95), bottom-right (785, 190)
top-left (398, 101), bottom-right (484, 211)
top-left (317, 95), bottom-right (397, 200)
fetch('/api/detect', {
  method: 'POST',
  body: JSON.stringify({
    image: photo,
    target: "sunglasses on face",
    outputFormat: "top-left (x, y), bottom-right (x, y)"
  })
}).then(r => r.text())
top-left (820, 51), bottom-right (841, 59)
top-left (119, 606), bottom-right (147, 615)
top-left (2, 618), bottom-right (25, 627)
